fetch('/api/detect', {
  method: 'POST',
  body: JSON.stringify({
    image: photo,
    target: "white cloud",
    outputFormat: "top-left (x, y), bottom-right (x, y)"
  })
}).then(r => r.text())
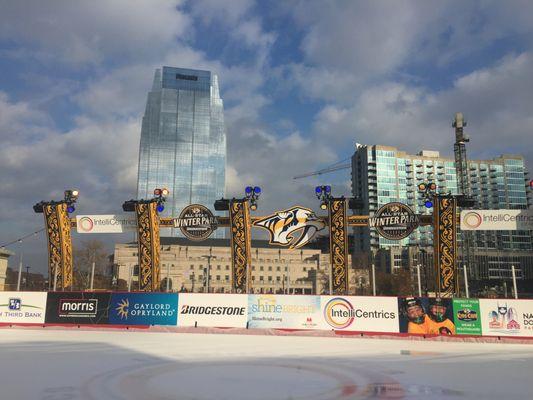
top-left (189, 0), bottom-right (254, 25)
top-left (0, 0), bottom-right (190, 66)
top-left (311, 52), bottom-right (533, 167)
top-left (286, 1), bottom-right (533, 103)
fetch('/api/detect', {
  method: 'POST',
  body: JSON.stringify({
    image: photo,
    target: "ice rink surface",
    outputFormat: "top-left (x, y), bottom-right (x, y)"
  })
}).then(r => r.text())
top-left (1, 328), bottom-right (532, 400)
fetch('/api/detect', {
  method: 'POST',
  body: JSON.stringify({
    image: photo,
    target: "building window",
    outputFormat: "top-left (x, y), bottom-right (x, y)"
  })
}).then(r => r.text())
top-left (276, 267), bottom-right (281, 271)
top-left (268, 276), bottom-right (272, 282)
top-left (260, 266), bottom-right (264, 271)
top-left (225, 275), bottom-right (229, 281)
top-left (216, 275), bottom-right (221, 281)
top-left (259, 276), bottom-right (264, 281)
top-left (176, 73), bottom-right (198, 81)
top-left (226, 265), bottom-right (230, 270)
top-left (190, 265), bottom-right (194, 269)
top-left (268, 266), bottom-right (272, 271)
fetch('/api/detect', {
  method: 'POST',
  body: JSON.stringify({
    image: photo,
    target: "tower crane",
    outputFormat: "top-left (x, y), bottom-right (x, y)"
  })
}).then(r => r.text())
top-left (293, 158), bottom-right (351, 180)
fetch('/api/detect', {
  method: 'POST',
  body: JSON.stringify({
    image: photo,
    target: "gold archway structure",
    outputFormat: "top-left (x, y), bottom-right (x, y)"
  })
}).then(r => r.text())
top-left (37, 195), bottom-right (457, 296)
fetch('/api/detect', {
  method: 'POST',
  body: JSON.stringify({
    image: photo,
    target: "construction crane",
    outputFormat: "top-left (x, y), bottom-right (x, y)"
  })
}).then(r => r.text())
top-left (453, 112), bottom-right (476, 281)
top-left (293, 158), bottom-right (351, 180)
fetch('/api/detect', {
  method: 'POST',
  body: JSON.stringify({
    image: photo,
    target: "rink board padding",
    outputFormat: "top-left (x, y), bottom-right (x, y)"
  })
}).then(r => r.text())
top-left (3, 292), bottom-right (533, 339)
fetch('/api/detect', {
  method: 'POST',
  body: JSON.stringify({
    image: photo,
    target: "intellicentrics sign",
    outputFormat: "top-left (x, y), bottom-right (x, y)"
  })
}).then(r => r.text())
top-left (369, 202), bottom-right (420, 240)
top-left (460, 209), bottom-right (533, 231)
top-left (322, 296), bottom-right (399, 332)
top-left (76, 214), bottom-right (137, 233)
top-left (174, 204), bottom-right (218, 241)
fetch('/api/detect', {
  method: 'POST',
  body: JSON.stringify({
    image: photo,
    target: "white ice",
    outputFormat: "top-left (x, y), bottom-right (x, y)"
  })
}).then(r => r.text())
top-left (0, 328), bottom-right (532, 399)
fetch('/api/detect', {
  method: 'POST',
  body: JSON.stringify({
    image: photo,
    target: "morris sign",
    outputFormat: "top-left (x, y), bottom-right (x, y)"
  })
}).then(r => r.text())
top-left (369, 202), bottom-right (420, 240)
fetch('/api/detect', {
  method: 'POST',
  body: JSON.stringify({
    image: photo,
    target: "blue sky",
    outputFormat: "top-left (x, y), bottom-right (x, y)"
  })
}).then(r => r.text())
top-left (1, 0), bottom-right (532, 273)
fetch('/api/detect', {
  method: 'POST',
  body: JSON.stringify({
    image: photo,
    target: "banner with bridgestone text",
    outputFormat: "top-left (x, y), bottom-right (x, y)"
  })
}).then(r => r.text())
top-left (177, 293), bottom-right (247, 328)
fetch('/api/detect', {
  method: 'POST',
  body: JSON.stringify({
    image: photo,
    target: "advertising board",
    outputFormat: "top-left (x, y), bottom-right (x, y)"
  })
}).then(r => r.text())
top-left (178, 293), bottom-right (247, 328)
top-left (460, 209), bottom-right (533, 231)
top-left (452, 298), bottom-right (482, 335)
top-left (0, 292), bottom-right (47, 324)
top-left (45, 292), bottom-right (111, 324)
top-left (398, 297), bottom-right (455, 335)
top-left (174, 204), bottom-right (218, 241)
top-left (108, 293), bottom-right (178, 326)
top-left (369, 202), bottom-right (420, 240)
top-left (479, 299), bottom-right (533, 337)
top-left (248, 295), bottom-right (322, 329)
top-left (323, 296), bottom-right (399, 333)
top-left (76, 214), bottom-right (137, 233)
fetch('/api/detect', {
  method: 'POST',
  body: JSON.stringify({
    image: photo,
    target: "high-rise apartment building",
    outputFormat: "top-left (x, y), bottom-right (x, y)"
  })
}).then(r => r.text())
top-left (351, 144), bottom-right (532, 280)
top-left (137, 67), bottom-right (226, 236)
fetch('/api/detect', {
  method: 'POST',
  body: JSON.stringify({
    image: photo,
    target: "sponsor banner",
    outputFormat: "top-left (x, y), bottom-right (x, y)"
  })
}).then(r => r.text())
top-left (248, 295), bottom-right (322, 329)
top-left (178, 294), bottom-right (247, 328)
top-left (0, 292), bottom-right (47, 324)
top-left (174, 204), bottom-right (218, 241)
top-left (479, 299), bottom-right (533, 337)
top-left (452, 298), bottom-right (482, 335)
top-left (398, 297), bottom-right (456, 335)
top-left (460, 209), bottom-right (533, 231)
top-left (109, 293), bottom-right (178, 326)
top-left (45, 292), bottom-right (111, 324)
top-left (369, 202), bottom-right (420, 240)
top-left (76, 214), bottom-right (137, 233)
top-left (323, 296), bottom-right (399, 332)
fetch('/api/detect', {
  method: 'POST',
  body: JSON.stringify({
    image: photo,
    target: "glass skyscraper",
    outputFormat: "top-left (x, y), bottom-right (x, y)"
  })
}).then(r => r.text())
top-left (137, 67), bottom-right (226, 236)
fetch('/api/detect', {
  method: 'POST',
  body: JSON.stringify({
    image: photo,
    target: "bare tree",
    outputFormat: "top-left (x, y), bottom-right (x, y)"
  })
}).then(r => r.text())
top-left (73, 239), bottom-right (110, 290)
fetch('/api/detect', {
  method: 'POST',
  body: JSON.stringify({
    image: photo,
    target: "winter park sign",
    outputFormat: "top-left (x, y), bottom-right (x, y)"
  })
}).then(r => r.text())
top-left (369, 202), bottom-right (420, 240)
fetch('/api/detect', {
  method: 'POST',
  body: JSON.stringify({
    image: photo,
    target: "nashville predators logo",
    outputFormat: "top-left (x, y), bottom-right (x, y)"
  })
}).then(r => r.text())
top-left (253, 206), bottom-right (326, 249)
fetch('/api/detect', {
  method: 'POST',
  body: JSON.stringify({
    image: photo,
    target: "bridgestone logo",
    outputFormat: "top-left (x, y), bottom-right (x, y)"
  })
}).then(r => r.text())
top-left (59, 299), bottom-right (98, 317)
top-left (181, 305), bottom-right (245, 316)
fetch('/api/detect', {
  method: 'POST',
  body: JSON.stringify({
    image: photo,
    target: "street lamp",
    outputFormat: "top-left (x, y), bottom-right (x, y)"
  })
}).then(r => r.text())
top-left (315, 185), bottom-right (332, 210)
top-left (25, 266), bottom-right (30, 290)
top-left (418, 182), bottom-right (437, 209)
top-left (201, 248), bottom-right (215, 293)
top-left (245, 186), bottom-right (261, 210)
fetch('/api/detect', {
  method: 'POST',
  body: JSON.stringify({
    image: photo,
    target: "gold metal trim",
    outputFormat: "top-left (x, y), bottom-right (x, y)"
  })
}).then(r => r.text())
top-left (135, 202), bottom-right (161, 291)
top-left (434, 196), bottom-right (457, 297)
top-left (329, 198), bottom-right (349, 295)
top-left (229, 200), bottom-right (251, 293)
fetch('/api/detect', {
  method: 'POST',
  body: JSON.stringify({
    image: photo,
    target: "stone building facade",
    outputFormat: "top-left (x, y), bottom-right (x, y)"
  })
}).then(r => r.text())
top-left (113, 238), bottom-right (367, 295)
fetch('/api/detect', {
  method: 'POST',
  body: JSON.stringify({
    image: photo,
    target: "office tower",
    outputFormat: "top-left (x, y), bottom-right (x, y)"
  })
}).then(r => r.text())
top-left (137, 67), bottom-right (226, 236)
top-left (351, 144), bottom-right (532, 279)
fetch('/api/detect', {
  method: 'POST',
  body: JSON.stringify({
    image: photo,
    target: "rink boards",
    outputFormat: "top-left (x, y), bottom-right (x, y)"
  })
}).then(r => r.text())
top-left (1, 291), bottom-right (533, 337)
